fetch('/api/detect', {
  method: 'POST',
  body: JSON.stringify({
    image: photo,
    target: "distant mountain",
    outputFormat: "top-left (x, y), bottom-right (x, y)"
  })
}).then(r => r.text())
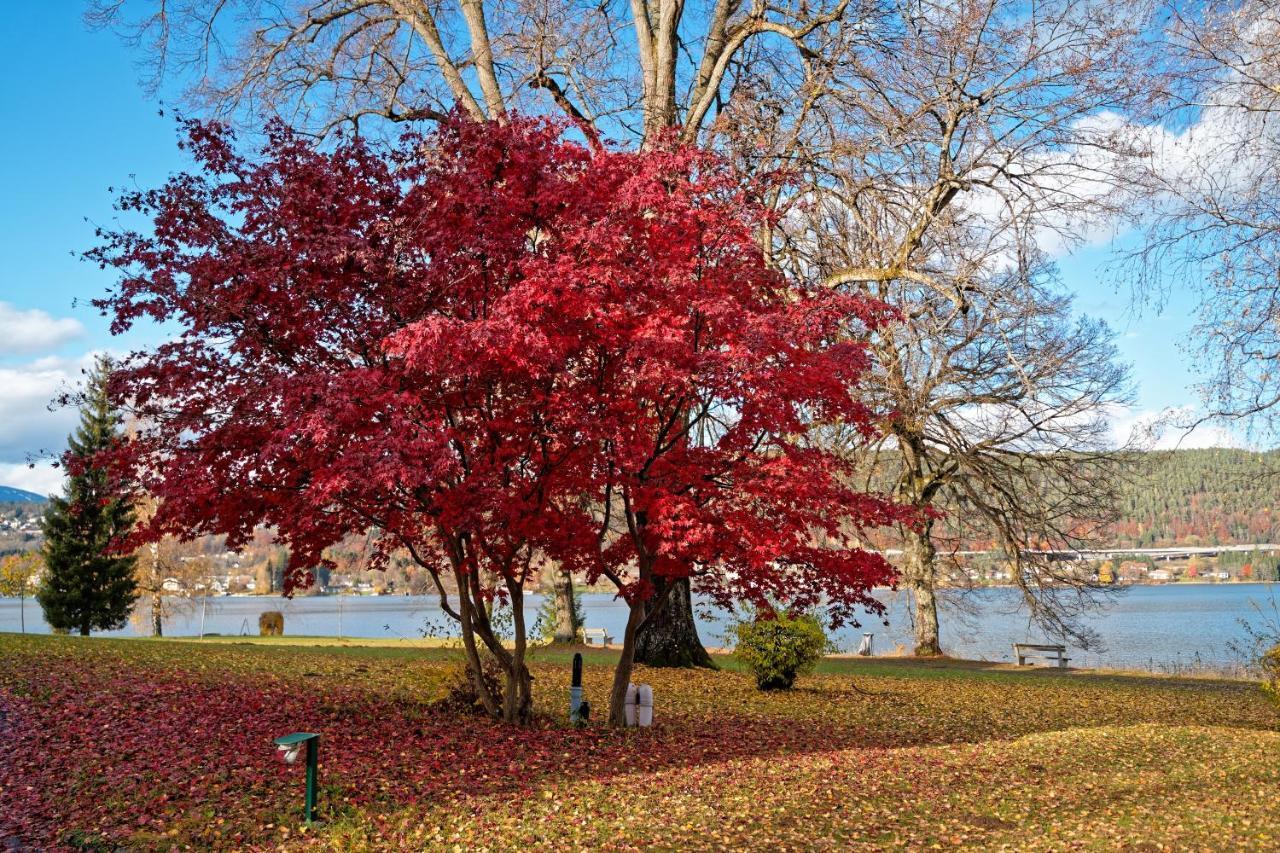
top-left (1105, 448), bottom-right (1280, 548)
top-left (873, 447), bottom-right (1280, 552)
top-left (0, 486), bottom-right (49, 503)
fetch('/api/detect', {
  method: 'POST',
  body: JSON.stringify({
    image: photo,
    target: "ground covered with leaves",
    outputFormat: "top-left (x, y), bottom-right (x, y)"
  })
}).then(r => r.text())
top-left (1, 635), bottom-right (1277, 850)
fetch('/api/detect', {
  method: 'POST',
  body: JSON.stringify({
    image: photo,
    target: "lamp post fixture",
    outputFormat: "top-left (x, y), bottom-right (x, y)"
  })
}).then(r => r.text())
top-left (274, 732), bottom-right (321, 825)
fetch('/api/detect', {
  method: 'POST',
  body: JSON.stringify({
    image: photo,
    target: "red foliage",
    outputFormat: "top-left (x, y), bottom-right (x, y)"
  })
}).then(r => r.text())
top-left (89, 115), bottom-right (908, 720)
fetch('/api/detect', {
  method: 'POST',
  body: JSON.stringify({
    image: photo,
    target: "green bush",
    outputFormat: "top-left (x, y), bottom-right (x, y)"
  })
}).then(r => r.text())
top-left (733, 610), bottom-right (830, 690)
top-left (1261, 644), bottom-right (1280, 704)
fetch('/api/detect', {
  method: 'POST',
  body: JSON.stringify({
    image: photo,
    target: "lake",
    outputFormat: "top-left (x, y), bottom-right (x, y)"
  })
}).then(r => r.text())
top-left (3, 583), bottom-right (1277, 673)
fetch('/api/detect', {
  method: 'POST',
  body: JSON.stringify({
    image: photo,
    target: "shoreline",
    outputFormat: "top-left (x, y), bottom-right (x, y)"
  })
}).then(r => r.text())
top-left (0, 631), bottom-right (1260, 683)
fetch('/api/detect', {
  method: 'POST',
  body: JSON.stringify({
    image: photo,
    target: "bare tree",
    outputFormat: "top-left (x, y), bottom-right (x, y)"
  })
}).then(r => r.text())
top-left (772, 0), bottom-right (1148, 653)
top-left (1131, 0), bottom-right (1280, 441)
top-left (818, 250), bottom-right (1132, 654)
top-left (132, 535), bottom-right (215, 636)
top-left (86, 0), bottom-right (858, 145)
top-left (127, 455), bottom-right (217, 637)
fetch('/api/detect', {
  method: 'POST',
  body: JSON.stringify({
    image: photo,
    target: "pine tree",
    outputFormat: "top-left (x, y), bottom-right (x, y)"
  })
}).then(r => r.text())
top-left (38, 356), bottom-right (138, 636)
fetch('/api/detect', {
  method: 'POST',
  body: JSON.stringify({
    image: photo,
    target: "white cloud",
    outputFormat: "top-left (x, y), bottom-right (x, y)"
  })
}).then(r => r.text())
top-left (0, 461), bottom-right (64, 498)
top-left (0, 302), bottom-right (85, 355)
top-left (0, 352), bottom-right (102, 461)
top-left (953, 99), bottom-right (1271, 266)
top-left (955, 110), bottom-right (1149, 263)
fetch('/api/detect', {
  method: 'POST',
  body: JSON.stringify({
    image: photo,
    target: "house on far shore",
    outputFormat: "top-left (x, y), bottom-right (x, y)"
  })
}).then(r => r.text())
top-left (1148, 569), bottom-right (1174, 582)
top-left (1117, 561), bottom-right (1148, 583)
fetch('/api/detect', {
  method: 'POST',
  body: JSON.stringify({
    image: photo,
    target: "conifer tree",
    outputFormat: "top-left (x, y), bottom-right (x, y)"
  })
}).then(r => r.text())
top-left (38, 356), bottom-right (138, 636)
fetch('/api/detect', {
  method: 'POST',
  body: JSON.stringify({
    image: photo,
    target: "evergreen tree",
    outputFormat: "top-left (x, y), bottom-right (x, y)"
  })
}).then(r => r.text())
top-left (38, 357), bottom-right (138, 635)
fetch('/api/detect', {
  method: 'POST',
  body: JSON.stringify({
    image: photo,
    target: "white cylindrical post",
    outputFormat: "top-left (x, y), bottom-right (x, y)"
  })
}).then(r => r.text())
top-left (624, 682), bottom-right (638, 727)
top-left (637, 683), bottom-right (653, 727)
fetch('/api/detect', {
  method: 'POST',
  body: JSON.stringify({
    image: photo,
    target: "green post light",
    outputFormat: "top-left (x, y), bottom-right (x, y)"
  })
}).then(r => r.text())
top-left (274, 732), bottom-right (321, 825)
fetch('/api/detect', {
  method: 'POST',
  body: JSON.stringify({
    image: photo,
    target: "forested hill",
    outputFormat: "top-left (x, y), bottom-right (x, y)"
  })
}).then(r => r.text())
top-left (4, 453), bottom-right (1278, 551)
top-left (1107, 448), bottom-right (1280, 548)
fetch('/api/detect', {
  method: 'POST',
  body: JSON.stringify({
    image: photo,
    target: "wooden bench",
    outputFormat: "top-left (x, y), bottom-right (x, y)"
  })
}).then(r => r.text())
top-left (1013, 642), bottom-right (1070, 668)
top-left (582, 627), bottom-right (613, 647)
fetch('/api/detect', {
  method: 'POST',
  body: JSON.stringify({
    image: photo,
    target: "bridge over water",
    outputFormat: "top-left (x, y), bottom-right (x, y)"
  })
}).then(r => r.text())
top-left (883, 544), bottom-right (1280, 562)
top-left (1034, 544), bottom-right (1280, 562)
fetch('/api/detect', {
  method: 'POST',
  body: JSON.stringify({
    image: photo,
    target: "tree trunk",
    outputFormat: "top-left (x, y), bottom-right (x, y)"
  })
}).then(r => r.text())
top-left (503, 582), bottom-right (534, 723)
top-left (633, 578), bottom-right (715, 668)
top-left (454, 561), bottom-right (536, 724)
top-left (79, 622), bottom-right (89, 637)
top-left (608, 598), bottom-right (648, 726)
top-left (151, 589), bottom-right (163, 637)
top-left (454, 567), bottom-right (504, 719)
top-left (904, 525), bottom-right (941, 656)
top-left (551, 567), bottom-right (579, 644)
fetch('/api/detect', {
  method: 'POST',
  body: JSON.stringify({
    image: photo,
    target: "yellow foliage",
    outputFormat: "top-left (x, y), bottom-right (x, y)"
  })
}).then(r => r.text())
top-left (0, 551), bottom-right (41, 597)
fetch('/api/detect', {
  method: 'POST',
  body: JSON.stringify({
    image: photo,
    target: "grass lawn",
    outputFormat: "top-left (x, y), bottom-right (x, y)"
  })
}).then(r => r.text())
top-left (1, 634), bottom-right (1277, 850)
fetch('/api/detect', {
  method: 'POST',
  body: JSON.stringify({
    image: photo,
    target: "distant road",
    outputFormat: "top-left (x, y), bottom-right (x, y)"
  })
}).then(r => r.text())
top-left (882, 544), bottom-right (1280, 561)
top-left (1036, 544), bottom-right (1280, 562)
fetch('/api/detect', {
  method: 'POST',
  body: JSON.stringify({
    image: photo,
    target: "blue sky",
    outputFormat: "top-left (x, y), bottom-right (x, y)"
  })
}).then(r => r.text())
top-left (0, 5), bottom-right (1231, 495)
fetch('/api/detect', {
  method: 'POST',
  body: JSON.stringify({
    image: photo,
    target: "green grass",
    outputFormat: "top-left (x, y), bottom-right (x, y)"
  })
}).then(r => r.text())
top-left (153, 632), bottom-right (1262, 684)
top-left (1, 632), bottom-right (1277, 850)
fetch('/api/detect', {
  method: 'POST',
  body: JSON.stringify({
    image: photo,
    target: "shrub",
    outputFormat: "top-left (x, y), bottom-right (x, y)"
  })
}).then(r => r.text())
top-left (733, 610), bottom-right (830, 690)
top-left (258, 611), bottom-right (284, 636)
top-left (1261, 644), bottom-right (1280, 703)
top-left (435, 654), bottom-right (506, 715)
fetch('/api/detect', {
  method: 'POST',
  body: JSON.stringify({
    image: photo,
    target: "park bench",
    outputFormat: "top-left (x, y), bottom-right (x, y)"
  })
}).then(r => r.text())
top-left (582, 627), bottom-right (613, 647)
top-left (1012, 642), bottom-right (1070, 668)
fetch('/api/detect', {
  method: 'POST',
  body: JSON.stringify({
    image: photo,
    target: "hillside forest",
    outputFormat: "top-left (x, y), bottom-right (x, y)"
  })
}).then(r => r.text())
top-left (3, 448), bottom-right (1279, 588)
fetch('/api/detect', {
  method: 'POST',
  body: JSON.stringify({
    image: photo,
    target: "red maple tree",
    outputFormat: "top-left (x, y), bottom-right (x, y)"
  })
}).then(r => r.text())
top-left (90, 115), bottom-right (908, 723)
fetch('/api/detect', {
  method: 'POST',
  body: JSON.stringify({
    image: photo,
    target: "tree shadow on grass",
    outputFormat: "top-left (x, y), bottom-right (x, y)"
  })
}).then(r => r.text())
top-left (1, 637), bottom-right (1277, 848)
top-left (313, 655), bottom-right (1280, 808)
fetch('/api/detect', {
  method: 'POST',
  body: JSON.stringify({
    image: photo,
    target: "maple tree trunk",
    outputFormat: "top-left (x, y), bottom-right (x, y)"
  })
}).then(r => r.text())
top-left (904, 525), bottom-right (942, 656)
top-left (458, 565), bottom-right (536, 724)
top-left (633, 578), bottom-right (715, 668)
top-left (458, 618), bottom-right (500, 716)
top-left (551, 567), bottom-right (578, 644)
top-left (608, 599), bottom-right (648, 726)
top-left (503, 583), bottom-right (534, 722)
top-left (455, 565), bottom-right (508, 720)
top-left (461, 619), bottom-right (533, 724)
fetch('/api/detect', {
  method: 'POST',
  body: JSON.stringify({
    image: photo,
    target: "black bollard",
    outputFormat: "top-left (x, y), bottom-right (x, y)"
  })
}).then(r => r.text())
top-left (570, 652), bottom-right (585, 724)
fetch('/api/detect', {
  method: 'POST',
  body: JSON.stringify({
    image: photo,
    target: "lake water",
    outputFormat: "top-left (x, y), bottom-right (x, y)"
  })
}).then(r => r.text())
top-left (2, 583), bottom-right (1277, 672)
